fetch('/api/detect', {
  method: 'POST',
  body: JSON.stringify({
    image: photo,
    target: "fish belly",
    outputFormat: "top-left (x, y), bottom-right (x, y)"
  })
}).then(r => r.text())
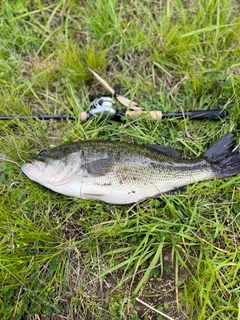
top-left (78, 165), bottom-right (215, 204)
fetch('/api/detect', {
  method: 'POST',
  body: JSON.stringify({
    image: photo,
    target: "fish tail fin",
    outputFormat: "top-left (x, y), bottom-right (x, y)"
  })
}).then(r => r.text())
top-left (203, 133), bottom-right (240, 179)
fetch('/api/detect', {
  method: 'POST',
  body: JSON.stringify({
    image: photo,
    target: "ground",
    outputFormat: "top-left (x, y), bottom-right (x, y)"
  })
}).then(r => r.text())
top-left (0, 0), bottom-right (240, 319)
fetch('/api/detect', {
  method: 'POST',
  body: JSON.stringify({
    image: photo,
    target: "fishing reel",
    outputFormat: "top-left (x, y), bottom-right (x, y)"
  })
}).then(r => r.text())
top-left (87, 84), bottom-right (121, 119)
top-left (88, 96), bottom-right (117, 119)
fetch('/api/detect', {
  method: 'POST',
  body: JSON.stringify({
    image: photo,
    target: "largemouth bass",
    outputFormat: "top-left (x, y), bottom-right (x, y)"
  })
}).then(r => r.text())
top-left (21, 133), bottom-right (240, 204)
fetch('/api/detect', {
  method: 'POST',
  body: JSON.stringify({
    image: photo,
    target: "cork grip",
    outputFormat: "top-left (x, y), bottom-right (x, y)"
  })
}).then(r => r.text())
top-left (125, 110), bottom-right (163, 120)
top-left (80, 112), bottom-right (88, 122)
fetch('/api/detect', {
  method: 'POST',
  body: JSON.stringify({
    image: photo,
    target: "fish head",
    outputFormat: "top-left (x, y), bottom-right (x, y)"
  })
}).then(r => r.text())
top-left (21, 143), bottom-right (84, 189)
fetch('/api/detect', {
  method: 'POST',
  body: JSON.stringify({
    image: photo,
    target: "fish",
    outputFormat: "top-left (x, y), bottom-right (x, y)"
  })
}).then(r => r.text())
top-left (21, 133), bottom-right (240, 204)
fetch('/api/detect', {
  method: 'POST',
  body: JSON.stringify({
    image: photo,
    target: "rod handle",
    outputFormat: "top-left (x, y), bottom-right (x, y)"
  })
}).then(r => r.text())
top-left (125, 110), bottom-right (163, 120)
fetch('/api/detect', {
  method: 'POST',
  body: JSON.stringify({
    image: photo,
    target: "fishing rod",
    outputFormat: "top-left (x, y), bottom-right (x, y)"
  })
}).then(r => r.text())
top-left (0, 97), bottom-right (228, 122)
top-left (0, 69), bottom-right (229, 122)
top-left (79, 96), bottom-right (228, 121)
top-left (0, 115), bottom-right (76, 120)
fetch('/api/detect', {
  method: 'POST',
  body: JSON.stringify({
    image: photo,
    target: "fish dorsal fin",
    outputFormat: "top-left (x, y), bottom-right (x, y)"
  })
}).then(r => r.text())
top-left (82, 158), bottom-right (113, 177)
top-left (147, 144), bottom-right (182, 158)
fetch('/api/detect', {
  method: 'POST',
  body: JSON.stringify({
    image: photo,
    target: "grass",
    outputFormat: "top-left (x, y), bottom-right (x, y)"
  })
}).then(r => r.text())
top-left (0, 0), bottom-right (239, 319)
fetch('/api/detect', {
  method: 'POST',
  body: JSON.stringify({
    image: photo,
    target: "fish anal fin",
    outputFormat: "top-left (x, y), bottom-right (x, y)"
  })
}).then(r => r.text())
top-left (154, 186), bottom-right (187, 197)
top-left (164, 186), bottom-right (187, 195)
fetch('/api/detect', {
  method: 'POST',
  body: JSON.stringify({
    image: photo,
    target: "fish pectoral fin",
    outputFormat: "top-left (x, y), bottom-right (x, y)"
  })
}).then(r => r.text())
top-left (147, 144), bottom-right (182, 158)
top-left (81, 158), bottom-right (113, 177)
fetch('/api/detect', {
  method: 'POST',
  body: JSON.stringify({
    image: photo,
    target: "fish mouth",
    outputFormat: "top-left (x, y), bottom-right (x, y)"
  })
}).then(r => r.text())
top-left (21, 159), bottom-right (71, 187)
top-left (21, 159), bottom-right (46, 176)
top-left (27, 159), bottom-right (38, 170)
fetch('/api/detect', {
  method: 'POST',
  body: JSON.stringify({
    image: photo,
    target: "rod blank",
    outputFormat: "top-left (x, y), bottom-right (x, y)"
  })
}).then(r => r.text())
top-left (0, 109), bottom-right (228, 122)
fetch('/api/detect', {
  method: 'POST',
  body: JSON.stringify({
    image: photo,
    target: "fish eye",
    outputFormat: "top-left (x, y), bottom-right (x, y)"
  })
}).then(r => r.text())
top-left (39, 150), bottom-right (47, 157)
